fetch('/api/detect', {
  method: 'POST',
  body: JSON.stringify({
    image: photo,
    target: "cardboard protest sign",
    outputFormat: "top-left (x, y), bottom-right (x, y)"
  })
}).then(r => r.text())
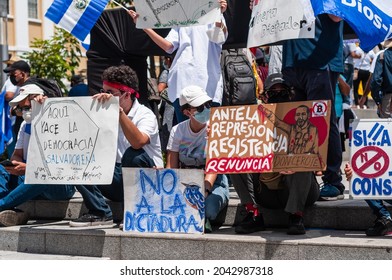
top-left (134, 0), bottom-right (220, 29)
top-left (123, 168), bottom-right (205, 234)
top-left (247, 0), bottom-right (315, 48)
top-left (25, 97), bottom-right (119, 184)
top-left (206, 100), bottom-right (331, 173)
top-left (349, 119), bottom-right (392, 199)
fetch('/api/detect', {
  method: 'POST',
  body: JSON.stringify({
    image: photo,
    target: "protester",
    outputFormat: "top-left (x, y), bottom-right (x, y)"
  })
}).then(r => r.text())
top-left (70, 65), bottom-right (163, 227)
top-left (68, 74), bottom-right (89, 97)
top-left (128, 0), bottom-right (228, 123)
top-left (166, 85), bottom-right (229, 233)
top-left (343, 41), bottom-right (361, 93)
top-left (157, 55), bottom-right (176, 153)
top-left (3, 60), bottom-right (31, 154)
top-left (0, 84), bottom-right (75, 227)
top-left (344, 163), bottom-right (392, 236)
top-left (334, 75), bottom-right (352, 153)
top-left (353, 49), bottom-right (376, 109)
top-left (233, 74), bottom-right (319, 235)
top-left (1, 56), bottom-right (19, 157)
top-left (371, 39), bottom-right (392, 118)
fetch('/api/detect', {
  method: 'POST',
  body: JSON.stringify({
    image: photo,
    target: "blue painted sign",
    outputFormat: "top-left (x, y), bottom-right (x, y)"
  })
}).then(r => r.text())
top-left (123, 168), bottom-right (205, 234)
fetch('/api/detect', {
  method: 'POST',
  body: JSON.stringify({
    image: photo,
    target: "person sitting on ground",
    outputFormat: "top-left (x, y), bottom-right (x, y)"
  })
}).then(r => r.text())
top-left (166, 85), bottom-right (229, 233)
top-left (68, 74), bottom-right (89, 97)
top-left (344, 163), bottom-right (392, 236)
top-left (233, 73), bottom-right (319, 235)
top-left (0, 84), bottom-right (75, 227)
top-left (69, 65), bottom-right (163, 227)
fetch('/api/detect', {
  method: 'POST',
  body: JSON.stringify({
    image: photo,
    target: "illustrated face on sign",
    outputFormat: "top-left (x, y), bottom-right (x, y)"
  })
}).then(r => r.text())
top-left (295, 106), bottom-right (309, 128)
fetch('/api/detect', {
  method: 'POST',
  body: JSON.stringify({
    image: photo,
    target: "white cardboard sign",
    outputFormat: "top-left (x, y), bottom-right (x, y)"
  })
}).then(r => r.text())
top-left (247, 0), bottom-right (315, 48)
top-left (25, 97), bottom-right (119, 185)
top-left (134, 0), bottom-right (220, 29)
top-left (349, 119), bottom-right (392, 199)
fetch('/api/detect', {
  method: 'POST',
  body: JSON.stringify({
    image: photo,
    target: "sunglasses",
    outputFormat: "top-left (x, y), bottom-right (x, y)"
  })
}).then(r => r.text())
top-left (190, 101), bottom-right (212, 113)
top-left (15, 106), bottom-right (31, 113)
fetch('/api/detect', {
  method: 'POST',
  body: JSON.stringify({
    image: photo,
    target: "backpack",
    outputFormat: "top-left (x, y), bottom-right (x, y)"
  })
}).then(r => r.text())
top-left (147, 77), bottom-right (161, 103)
top-left (221, 49), bottom-right (257, 106)
top-left (23, 77), bottom-right (63, 98)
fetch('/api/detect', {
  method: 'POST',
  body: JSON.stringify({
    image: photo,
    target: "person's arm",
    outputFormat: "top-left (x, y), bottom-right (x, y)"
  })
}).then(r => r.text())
top-left (204, 173), bottom-right (217, 195)
top-left (166, 150), bottom-right (179, 168)
top-left (158, 82), bottom-right (168, 93)
top-left (119, 109), bottom-right (150, 149)
top-left (344, 163), bottom-right (352, 181)
top-left (8, 148), bottom-right (26, 176)
top-left (128, 10), bottom-right (174, 53)
top-left (338, 76), bottom-right (350, 96)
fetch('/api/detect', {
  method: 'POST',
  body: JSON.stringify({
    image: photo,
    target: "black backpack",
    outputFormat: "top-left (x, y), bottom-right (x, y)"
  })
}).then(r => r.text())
top-left (221, 49), bottom-right (257, 106)
top-left (23, 77), bottom-right (63, 98)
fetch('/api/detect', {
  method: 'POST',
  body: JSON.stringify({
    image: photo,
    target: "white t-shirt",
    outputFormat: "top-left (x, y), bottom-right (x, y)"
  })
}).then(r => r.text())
top-left (117, 99), bottom-right (163, 167)
top-left (167, 120), bottom-right (207, 167)
top-left (165, 17), bottom-right (227, 104)
top-left (369, 50), bottom-right (386, 73)
top-left (15, 121), bottom-right (30, 161)
top-left (1, 78), bottom-right (18, 96)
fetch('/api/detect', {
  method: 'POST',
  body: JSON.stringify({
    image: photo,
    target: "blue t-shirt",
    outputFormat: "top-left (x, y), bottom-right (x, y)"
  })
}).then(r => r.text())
top-left (283, 14), bottom-right (344, 73)
top-left (68, 84), bottom-right (89, 97)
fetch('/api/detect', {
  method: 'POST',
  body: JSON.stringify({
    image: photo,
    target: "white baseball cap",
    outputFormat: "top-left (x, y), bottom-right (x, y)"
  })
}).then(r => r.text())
top-left (10, 84), bottom-right (44, 106)
top-left (179, 85), bottom-right (212, 107)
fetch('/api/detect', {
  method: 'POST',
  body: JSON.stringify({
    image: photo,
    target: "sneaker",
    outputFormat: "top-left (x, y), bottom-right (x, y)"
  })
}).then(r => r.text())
top-left (319, 183), bottom-right (341, 201)
top-left (287, 214), bottom-right (305, 235)
top-left (205, 219), bottom-right (212, 233)
top-left (235, 212), bottom-right (265, 234)
top-left (366, 217), bottom-right (392, 236)
top-left (0, 209), bottom-right (29, 227)
top-left (69, 213), bottom-right (113, 227)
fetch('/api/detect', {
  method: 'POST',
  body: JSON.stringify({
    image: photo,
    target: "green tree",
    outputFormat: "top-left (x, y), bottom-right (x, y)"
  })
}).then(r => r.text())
top-left (22, 28), bottom-right (82, 95)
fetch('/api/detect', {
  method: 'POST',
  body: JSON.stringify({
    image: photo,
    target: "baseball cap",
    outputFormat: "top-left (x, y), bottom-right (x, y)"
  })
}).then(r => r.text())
top-left (4, 60), bottom-right (31, 74)
top-left (179, 85), bottom-right (212, 107)
top-left (9, 84), bottom-right (44, 107)
top-left (264, 73), bottom-right (288, 90)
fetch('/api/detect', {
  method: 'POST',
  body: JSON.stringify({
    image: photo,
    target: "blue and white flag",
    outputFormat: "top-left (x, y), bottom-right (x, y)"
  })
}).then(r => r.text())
top-left (45, 0), bottom-right (109, 50)
top-left (311, 0), bottom-right (392, 51)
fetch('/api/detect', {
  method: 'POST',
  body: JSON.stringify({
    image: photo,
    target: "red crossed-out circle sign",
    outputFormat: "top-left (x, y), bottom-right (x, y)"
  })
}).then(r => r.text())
top-left (352, 146), bottom-right (389, 178)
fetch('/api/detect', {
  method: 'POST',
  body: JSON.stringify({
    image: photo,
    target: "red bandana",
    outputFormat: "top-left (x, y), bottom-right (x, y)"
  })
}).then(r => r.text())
top-left (102, 81), bottom-right (140, 98)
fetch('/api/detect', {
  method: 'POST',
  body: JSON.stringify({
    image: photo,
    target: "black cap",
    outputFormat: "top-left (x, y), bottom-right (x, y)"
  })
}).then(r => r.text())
top-left (264, 73), bottom-right (288, 90)
top-left (4, 60), bottom-right (31, 74)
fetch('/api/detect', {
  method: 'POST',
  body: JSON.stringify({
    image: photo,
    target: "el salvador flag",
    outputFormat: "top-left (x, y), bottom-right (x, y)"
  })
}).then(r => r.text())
top-left (45, 0), bottom-right (109, 50)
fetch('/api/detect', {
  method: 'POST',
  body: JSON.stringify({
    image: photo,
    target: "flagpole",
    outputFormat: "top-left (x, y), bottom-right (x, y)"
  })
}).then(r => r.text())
top-left (111, 0), bottom-right (129, 11)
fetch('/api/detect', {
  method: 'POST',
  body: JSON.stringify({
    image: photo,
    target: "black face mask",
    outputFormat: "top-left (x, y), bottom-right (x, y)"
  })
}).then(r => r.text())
top-left (10, 75), bottom-right (18, 86)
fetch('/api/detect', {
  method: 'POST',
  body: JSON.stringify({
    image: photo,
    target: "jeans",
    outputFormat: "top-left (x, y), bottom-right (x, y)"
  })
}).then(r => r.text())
top-left (282, 67), bottom-right (342, 186)
top-left (205, 174), bottom-right (229, 221)
top-left (366, 200), bottom-right (392, 219)
top-left (76, 147), bottom-right (156, 218)
top-left (0, 166), bottom-right (75, 211)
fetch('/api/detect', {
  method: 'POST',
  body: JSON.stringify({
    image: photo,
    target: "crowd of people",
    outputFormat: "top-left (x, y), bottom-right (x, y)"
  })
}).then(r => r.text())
top-left (0, 0), bottom-right (392, 238)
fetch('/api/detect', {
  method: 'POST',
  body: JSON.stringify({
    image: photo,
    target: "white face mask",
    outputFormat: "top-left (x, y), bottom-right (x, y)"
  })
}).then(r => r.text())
top-left (193, 108), bottom-right (211, 124)
top-left (206, 26), bottom-right (226, 44)
top-left (22, 110), bottom-right (32, 123)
